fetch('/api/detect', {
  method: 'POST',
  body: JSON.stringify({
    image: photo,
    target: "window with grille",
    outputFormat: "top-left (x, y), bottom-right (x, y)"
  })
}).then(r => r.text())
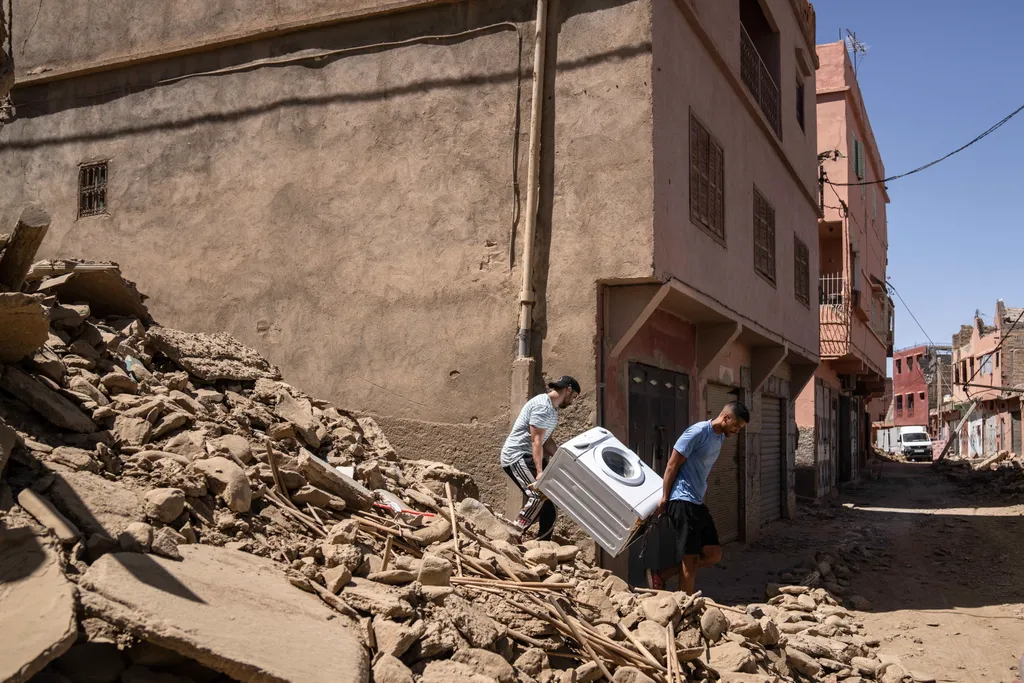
top-left (689, 111), bottom-right (725, 241)
top-left (908, 393), bottom-right (915, 414)
top-left (896, 395), bottom-right (903, 415)
top-left (794, 235), bottom-right (809, 305)
top-left (752, 187), bottom-right (776, 284)
top-left (78, 162), bottom-right (108, 218)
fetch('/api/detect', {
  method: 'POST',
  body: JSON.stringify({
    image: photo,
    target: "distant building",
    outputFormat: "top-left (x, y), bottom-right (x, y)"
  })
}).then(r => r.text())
top-left (890, 344), bottom-right (951, 432)
top-left (942, 301), bottom-right (1024, 457)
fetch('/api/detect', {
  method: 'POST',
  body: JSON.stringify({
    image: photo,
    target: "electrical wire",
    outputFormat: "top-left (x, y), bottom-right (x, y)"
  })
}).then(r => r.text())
top-left (828, 102), bottom-right (1024, 187)
top-left (12, 22), bottom-right (522, 110)
top-left (887, 280), bottom-right (936, 348)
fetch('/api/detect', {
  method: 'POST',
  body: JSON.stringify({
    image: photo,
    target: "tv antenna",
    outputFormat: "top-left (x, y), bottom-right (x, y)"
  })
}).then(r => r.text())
top-left (844, 29), bottom-right (868, 74)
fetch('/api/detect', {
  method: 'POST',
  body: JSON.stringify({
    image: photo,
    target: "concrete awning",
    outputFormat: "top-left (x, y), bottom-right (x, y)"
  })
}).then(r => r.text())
top-left (608, 278), bottom-right (819, 395)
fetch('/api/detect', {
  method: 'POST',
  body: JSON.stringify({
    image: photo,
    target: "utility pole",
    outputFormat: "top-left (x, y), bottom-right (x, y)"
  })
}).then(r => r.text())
top-left (934, 347), bottom-right (941, 439)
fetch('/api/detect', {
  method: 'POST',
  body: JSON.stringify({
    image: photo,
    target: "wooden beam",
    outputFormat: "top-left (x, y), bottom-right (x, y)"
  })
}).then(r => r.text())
top-left (609, 284), bottom-right (671, 359)
top-left (0, 206), bottom-right (50, 292)
top-left (935, 399), bottom-right (978, 463)
top-left (750, 344), bottom-right (788, 394)
top-left (696, 322), bottom-right (741, 378)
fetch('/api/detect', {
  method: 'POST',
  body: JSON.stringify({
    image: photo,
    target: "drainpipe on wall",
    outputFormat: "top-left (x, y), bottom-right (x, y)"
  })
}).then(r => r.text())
top-left (516, 0), bottom-right (550, 364)
top-left (507, 0), bottom-right (551, 518)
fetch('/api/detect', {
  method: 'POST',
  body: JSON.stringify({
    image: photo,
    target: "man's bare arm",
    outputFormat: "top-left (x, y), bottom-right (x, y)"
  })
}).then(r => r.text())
top-left (658, 448), bottom-right (687, 514)
top-left (529, 425), bottom-right (546, 477)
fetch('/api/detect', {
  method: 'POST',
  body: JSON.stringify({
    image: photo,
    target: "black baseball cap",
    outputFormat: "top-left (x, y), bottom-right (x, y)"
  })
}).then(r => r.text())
top-left (548, 376), bottom-right (581, 394)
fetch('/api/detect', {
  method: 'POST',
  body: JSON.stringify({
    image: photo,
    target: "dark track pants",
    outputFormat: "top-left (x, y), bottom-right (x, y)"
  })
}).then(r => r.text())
top-left (503, 456), bottom-right (556, 541)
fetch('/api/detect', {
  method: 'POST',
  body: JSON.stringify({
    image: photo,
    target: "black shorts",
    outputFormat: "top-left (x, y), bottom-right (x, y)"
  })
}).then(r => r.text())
top-left (641, 500), bottom-right (720, 571)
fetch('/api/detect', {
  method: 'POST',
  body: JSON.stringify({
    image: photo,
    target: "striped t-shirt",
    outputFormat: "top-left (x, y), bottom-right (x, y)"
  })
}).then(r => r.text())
top-left (500, 394), bottom-right (559, 467)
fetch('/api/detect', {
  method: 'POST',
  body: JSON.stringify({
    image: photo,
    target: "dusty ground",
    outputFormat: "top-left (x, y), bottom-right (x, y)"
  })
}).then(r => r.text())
top-left (700, 461), bottom-right (1024, 683)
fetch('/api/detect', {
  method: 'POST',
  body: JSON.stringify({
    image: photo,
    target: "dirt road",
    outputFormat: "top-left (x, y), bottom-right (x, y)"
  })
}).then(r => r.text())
top-left (701, 461), bottom-right (1024, 683)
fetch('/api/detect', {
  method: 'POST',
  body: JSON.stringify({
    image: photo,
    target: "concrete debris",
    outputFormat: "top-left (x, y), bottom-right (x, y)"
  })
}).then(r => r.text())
top-left (1, 365), bottom-right (97, 433)
top-left (0, 527), bottom-right (78, 683)
top-left (80, 545), bottom-right (368, 682)
top-left (0, 251), bottom-right (901, 683)
top-left (29, 259), bottom-right (151, 321)
top-left (147, 326), bottom-right (282, 381)
top-left (0, 205), bottom-right (50, 293)
top-left (0, 293), bottom-right (48, 363)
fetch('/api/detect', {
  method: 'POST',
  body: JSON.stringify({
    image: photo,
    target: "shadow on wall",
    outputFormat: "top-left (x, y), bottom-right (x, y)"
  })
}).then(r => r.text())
top-left (6, 0), bottom-right (650, 151)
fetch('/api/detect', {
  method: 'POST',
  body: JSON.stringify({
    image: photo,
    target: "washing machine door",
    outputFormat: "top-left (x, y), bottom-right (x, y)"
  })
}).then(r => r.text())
top-left (596, 444), bottom-right (646, 486)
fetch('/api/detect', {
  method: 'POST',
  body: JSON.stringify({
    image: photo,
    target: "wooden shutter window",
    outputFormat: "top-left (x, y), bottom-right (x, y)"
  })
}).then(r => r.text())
top-left (794, 236), bottom-right (809, 305)
top-left (689, 110), bottom-right (725, 241)
top-left (753, 187), bottom-right (776, 284)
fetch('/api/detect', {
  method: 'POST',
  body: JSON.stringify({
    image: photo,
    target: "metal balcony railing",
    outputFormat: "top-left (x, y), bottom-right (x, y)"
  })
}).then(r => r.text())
top-left (819, 273), bottom-right (850, 358)
top-left (740, 24), bottom-right (781, 139)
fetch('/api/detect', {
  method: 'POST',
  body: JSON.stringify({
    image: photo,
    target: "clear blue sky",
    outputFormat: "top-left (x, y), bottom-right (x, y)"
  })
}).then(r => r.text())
top-left (813, 1), bottom-right (1024, 353)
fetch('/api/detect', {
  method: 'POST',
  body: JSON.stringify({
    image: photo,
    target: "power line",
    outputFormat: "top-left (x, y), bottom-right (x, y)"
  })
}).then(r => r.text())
top-left (887, 280), bottom-right (936, 348)
top-left (828, 101), bottom-right (1024, 186)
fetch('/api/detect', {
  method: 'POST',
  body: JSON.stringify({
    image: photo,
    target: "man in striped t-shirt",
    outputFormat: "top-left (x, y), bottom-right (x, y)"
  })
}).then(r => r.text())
top-left (501, 376), bottom-right (581, 540)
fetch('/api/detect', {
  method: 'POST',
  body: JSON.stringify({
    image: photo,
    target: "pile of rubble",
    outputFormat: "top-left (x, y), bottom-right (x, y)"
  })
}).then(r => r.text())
top-left (935, 452), bottom-right (1024, 498)
top-left (0, 223), bottom-right (915, 682)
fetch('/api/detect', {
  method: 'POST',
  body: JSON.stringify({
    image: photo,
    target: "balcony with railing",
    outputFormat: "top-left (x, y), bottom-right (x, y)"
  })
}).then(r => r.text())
top-left (819, 273), bottom-right (850, 359)
top-left (740, 24), bottom-right (781, 139)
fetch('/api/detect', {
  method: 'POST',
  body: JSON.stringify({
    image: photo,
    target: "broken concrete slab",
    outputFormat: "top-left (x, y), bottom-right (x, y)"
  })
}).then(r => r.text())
top-left (39, 262), bottom-right (151, 322)
top-left (0, 366), bottom-right (98, 433)
top-left (273, 391), bottom-right (322, 448)
top-left (340, 578), bottom-right (415, 618)
top-left (0, 417), bottom-right (17, 475)
top-left (0, 205), bottom-right (50, 292)
top-left (0, 532), bottom-right (77, 683)
top-left (0, 293), bottom-right (48, 362)
top-left (47, 470), bottom-right (144, 539)
top-left (146, 327), bottom-right (281, 382)
top-left (80, 545), bottom-right (369, 682)
top-left (193, 456), bottom-right (251, 512)
top-left (296, 450), bottom-right (374, 511)
top-left (457, 497), bottom-right (511, 543)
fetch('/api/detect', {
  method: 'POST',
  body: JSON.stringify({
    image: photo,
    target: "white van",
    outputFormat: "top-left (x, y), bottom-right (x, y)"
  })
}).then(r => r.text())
top-left (897, 426), bottom-right (933, 462)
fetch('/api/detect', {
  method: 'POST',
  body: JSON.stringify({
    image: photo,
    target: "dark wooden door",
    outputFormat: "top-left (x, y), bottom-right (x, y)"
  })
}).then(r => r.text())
top-left (626, 363), bottom-right (689, 585)
top-left (627, 363), bottom-right (690, 477)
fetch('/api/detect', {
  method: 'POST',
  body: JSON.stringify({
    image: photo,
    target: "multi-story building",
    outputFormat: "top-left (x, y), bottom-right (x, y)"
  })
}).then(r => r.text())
top-left (795, 40), bottom-right (891, 499)
top-left (943, 302), bottom-right (1024, 457)
top-left (890, 343), bottom-right (951, 426)
top-left (0, 0), bottom-right (821, 569)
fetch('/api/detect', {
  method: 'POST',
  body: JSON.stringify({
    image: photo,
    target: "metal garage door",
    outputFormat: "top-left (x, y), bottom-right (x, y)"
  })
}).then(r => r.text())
top-left (759, 396), bottom-right (784, 525)
top-left (704, 384), bottom-right (741, 543)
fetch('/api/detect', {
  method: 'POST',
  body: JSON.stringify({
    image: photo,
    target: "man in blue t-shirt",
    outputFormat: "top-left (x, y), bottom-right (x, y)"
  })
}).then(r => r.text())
top-left (645, 400), bottom-right (749, 593)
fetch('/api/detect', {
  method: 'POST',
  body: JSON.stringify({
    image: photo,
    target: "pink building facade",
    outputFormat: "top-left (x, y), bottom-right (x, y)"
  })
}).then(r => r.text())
top-left (795, 41), bottom-right (892, 499)
top-left (944, 302), bottom-right (1024, 457)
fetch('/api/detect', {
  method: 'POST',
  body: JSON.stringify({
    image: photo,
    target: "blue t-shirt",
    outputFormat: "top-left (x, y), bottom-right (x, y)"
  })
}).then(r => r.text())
top-left (669, 420), bottom-right (725, 504)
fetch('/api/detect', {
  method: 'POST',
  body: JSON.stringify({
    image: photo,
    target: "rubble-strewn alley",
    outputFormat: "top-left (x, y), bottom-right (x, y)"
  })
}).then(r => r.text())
top-left (701, 462), bottom-right (1024, 683)
top-left (0, 245), bottom-right (929, 683)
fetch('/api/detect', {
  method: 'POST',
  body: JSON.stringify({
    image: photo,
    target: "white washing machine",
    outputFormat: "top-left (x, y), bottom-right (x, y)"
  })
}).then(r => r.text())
top-left (535, 427), bottom-right (663, 557)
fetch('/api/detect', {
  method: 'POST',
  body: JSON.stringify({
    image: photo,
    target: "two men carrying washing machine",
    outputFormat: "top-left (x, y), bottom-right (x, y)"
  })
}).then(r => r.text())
top-left (500, 376), bottom-right (748, 593)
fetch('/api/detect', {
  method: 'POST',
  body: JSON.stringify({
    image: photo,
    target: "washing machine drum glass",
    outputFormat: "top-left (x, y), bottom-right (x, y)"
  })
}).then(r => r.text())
top-left (597, 445), bottom-right (645, 486)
